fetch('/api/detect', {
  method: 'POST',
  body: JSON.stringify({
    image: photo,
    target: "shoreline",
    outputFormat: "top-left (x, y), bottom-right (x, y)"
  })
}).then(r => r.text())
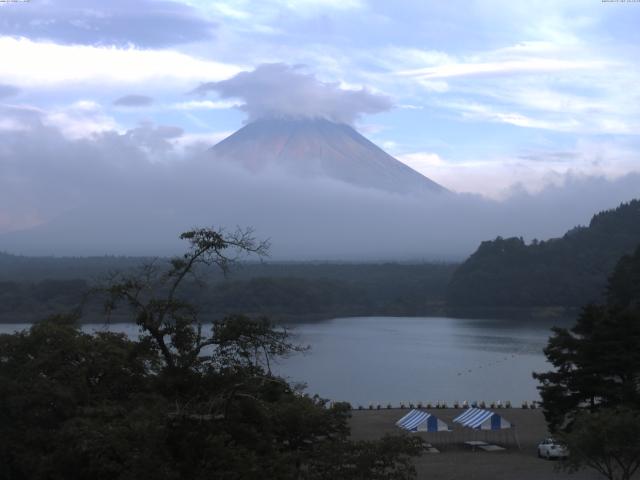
top-left (0, 307), bottom-right (579, 325)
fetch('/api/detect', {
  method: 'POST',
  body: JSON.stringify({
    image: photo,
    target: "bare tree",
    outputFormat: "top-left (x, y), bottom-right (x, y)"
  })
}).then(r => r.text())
top-left (101, 227), bottom-right (269, 370)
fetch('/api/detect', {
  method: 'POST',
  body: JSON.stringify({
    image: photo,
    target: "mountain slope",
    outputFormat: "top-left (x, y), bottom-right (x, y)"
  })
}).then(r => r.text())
top-left (211, 117), bottom-right (446, 194)
top-left (446, 199), bottom-right (640, 308)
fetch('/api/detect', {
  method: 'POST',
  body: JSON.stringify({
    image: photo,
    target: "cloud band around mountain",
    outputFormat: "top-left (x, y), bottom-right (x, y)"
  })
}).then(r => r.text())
top-left (192, 63), bottom-right (393, 124)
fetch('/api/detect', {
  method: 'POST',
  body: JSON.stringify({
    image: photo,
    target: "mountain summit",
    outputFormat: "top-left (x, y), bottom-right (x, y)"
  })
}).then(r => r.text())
top-left (211, 117), bottom-right (446, 194)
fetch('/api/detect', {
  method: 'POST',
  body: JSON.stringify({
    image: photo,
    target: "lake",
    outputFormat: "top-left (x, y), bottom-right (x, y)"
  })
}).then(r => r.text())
top-left (0, 316), bottom-right (569, 406)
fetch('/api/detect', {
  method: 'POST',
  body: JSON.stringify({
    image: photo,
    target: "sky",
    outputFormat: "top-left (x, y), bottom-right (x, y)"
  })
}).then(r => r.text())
top-left (1, 0), bottom-right (639, 258)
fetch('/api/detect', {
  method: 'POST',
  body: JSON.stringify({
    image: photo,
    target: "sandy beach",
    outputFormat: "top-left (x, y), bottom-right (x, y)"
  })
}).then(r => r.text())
top-left (349, 408), bottom-right (611, 480)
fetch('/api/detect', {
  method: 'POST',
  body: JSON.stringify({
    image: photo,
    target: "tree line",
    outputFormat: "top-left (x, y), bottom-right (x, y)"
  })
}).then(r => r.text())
top-left (0, 262), bottom-right (455, 323)
top-left (447, 199), bottom-right (640, 309)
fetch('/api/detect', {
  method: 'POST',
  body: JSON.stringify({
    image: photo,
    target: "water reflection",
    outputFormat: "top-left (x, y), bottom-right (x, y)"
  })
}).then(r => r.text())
top-left (275, 316), bottom-right (570, 405)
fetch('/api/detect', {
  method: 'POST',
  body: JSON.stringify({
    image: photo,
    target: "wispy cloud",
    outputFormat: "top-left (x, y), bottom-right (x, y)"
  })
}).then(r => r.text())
top-left (194, 0), bottom-right (364, 21)
top-left (397, 58), bottom-right (609, 79)
top-left (0, 0), bottom-right (217, 47)
top-left (113, 94), bottom-right (154, 107)
top-left (171, 99), bottom-right (241, 110)
top-left (0, 36), bottom-right (242, 87)
top-left (381, 33), bottom-right (639, 137)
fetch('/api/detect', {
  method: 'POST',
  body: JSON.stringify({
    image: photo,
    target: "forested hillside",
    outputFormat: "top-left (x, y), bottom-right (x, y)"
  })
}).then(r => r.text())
top-left (0, 258), bottom-right (455, 322)
top-left (446, 200), bottom-right (640, 308)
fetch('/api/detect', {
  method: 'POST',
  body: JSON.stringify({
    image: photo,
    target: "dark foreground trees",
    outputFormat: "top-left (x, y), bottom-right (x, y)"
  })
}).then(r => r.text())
top-left (0, 228), bottom-right (423, 480)
top-left (560, 408), bottom-right (640, 480)
top-left (534, 245), bottom-right (640, 480)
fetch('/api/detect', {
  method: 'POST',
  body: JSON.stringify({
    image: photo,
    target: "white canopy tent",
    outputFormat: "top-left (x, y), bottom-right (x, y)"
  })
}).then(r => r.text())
top-left (452, 408), bottom-right (520, 449)
top-left (453, 408), bottom-right (512, 430)
top-left (396, 409), bottom-right (450, 433)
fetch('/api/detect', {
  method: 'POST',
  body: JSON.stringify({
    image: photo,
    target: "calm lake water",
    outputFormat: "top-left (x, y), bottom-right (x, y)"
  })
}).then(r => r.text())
top-left (0, 316), bottom-right (569, 405)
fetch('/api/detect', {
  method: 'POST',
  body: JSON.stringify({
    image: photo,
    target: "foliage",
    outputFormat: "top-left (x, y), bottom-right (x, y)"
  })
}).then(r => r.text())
top-left (303, 435), bottom-right (424, 480)
top-left (533, 304), bottom-right (640, 430)
top-left (0, 262), bottom-right (456, 322)
top-left (607, 245), bottom-right (640, 311)
top-left (534, 245), bottom-right (640, 479)
top-left (100, 227), bottom-right (270, 371)
top-left (447, 199), bottom-right (640, 308)
top-left (0, 228), bottom-right (422, 480)
top-left (534, 245), bottom-right (640, 430)
top-left (0, 317), bottom-right (163, 480)
top-left (560, 408), bottom-right (640, 480)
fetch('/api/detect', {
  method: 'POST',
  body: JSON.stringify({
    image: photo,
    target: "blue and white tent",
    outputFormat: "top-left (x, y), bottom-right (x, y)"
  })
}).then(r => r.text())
top-left (396, 410), bottom-right (450, 432)
top-left (452, 408), bottom-right (512, 430)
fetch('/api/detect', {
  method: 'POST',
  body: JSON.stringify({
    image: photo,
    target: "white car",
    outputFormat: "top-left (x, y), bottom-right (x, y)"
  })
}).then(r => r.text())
top-left (537, 438), bottom-right (569, 459)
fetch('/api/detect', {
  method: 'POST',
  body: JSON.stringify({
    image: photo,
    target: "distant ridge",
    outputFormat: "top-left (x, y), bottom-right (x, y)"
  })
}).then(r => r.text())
top-left (211, 117), bottom-right (446, 194)
top-left (446, 199), bottom-right (640, 308)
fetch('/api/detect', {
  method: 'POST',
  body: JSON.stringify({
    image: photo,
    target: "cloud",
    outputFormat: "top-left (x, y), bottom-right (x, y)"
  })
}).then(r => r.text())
top-left (41, 101), bottom-right (120, 139)
top-left (192, 63), bottom-right (393, 124)
top-left (171, 131), bottom-right (234, 152)
top-left (0, 84), bottom-right (20, 98)
top-left (379, 33), bottom-right (639, 136)
top-left (0, 36), bottom-right (242, 87)
top-left (0, 104), bottom-right (639, 260)
top-left (441, 99), bottom-right (638, 135)
top-left (171, 100), bottom-right (240, 110)
top-left (397, 58), bottom-right (607, 80)
top-left (113, 94), bottom-right (154, 107)
top-left (399, 141), bottom-right (640, 199)
top-left (124, 122), bottom-right (184, 155)
top-left (450, 102), bottom-right (583, 132)
top-left (277, 0), bottom-right (364, 12)
top-left (0, 0), bottom-right (216, 47)
top-left (201, 0), bottom-right (363, 25)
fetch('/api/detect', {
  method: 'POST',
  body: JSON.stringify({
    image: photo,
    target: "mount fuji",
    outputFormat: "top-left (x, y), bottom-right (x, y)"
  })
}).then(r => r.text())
top-left (211, 117), bottom-right (446, 194)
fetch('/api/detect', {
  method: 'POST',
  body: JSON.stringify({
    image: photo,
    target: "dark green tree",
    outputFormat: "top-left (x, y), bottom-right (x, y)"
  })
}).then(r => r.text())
top-left (534, 246), bottom-right (640, 431)
top-left (0, 227), bottom-right (423, 480)
top-left (534, 245), bottom-right (640, 480)
top-left (304, 435), bottom-right (423, 480)
top-left (533, 304), bottom-right (640, 430)
top-left (607, 245), bottom-right (640, 311)
top-left (560, 408), bottom-right (640, 480)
